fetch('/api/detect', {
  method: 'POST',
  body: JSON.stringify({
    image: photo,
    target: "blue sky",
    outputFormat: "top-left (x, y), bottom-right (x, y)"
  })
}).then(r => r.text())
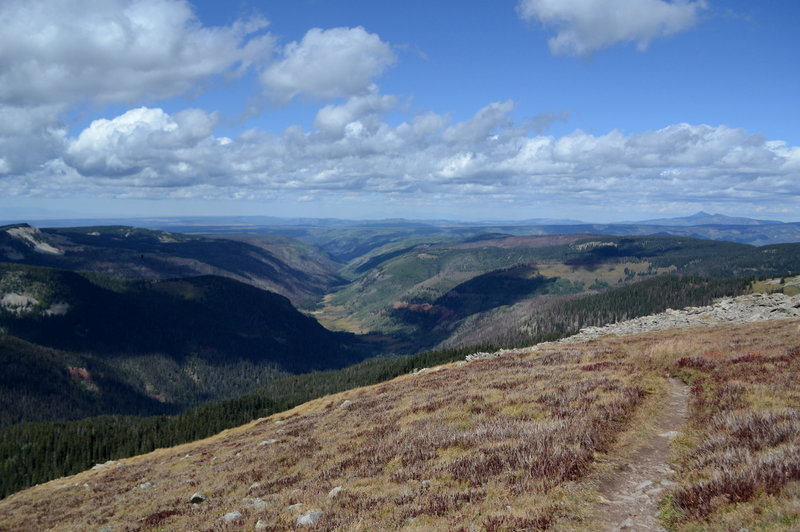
top-left (0, 0), bottom-right (798, 222)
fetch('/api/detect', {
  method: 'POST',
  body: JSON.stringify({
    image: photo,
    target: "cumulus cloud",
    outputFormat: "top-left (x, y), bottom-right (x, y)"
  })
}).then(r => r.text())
top-left (0, 0), bottom-right (272, 174)
top-left (8, 103), bottom-right (794, 216)
top-left (314, 90), bottom-right (398, 138)
top-left (261, 27), bottom-right (396, 103)
top-left (518, 0), bottom-right (706, 56)
top-left (0, 0), bottom-right (273, 107)
top-left (65, 107), bottom-right (221, 184)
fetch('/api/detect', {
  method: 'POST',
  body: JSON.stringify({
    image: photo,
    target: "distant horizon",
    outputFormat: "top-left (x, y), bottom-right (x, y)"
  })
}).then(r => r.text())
top-left (1, 210), bottom-right (797, 228)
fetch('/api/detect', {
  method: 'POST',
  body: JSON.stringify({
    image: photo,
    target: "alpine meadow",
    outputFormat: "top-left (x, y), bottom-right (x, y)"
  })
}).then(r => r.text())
top-left (0, 1), bottom-right (799, 531)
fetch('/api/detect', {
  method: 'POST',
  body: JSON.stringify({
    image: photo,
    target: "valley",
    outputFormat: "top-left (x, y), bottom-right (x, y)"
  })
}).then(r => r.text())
top-left (1, 217), bottom-right (799, 530)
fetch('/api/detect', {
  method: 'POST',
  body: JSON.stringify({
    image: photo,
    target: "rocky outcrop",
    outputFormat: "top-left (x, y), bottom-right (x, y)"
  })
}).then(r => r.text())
top-left (466, 293), bottom-right (800, 362)
top-left (565, 292), bottom-right (800, 343)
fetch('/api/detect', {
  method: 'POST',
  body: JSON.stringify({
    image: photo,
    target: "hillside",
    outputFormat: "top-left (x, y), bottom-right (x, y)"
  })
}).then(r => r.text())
top-left (0, 224), bottom-right (343, 307)
top-left (0, 298), bottom-right (797, 530)
top-left (315, 234), bottom-right (799, 347)
top-left (0, 263), bottom-right (375, 423)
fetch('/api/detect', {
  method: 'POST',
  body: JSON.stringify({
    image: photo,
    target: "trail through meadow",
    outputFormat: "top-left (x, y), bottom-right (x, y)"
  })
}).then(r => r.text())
top-left (591, 378), bottom-right (689, 531)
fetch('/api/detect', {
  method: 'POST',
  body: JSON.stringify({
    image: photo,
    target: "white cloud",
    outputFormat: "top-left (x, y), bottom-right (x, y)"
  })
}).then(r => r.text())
top-left (261, 27), bottom-right (396, 103)
top-left (314, 90), bottom-right (398, 138)
top-left (0, 0), bottom-right (272, 174)
top-left (7, 104), bottom-right (792, 217)
top-left (0, 104), bottom-right (67, 175)
top-left (0, 0), bottom-right (273, 107)
top-left (65, 107), bottom-right (220, 182)
top-left (518, 0), bottom-right (706, 56)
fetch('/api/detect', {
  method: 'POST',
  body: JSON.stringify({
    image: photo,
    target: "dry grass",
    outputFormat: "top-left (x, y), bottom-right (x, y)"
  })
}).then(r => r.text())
top-left (659, 324), bottom-right (800, 530)
top-left (0, 319), bottom-right (798, 531)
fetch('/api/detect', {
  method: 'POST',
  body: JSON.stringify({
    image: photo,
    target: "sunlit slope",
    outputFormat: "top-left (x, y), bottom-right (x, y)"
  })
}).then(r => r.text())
top-left (2, 318), bottom-right (798, 531)
top-left (317, 234), bottom-right (799, 341)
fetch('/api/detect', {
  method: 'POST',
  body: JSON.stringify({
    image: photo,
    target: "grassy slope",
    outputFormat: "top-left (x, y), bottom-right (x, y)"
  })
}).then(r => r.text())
top-left (1, 319), bottom-right (798, 531)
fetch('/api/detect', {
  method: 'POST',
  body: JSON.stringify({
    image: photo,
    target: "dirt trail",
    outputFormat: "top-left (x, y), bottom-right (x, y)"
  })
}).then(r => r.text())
top-left (590, 378), bottom-right (689, 531)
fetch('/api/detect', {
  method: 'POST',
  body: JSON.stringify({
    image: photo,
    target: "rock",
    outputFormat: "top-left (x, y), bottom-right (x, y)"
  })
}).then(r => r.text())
top-left (255, 520), bottom-right (268, 530)
top-left (249, 482), bottom-right (261, 491)
top-left (92, 460), bottom-right (118, 470)
top-left (339, 400), bottom-right (353, 409)
top-left (296, 509), bottom-right (324, 526)
top-left (258, 439), bottom-right (278, 446)
top-left (243, 497), bottom-right (268, 510)
top-left (189, 492), bottom-right (207, 504)
top-left (659, 431), bottom-right (679, 439)
top-left (328, 486), bottom-right (343, 498)
top-left (138, 481), bottom-right (154, 489)
top-left (463, 293), bottom-right (800, 362)
top-left (635, 480), bottom-right (653, 491)
top-left (221, 511), bottom-right (242, 522)
top-left (98, 527), bottom-right (114, 532)
top-left (286, 503), bottom-right (304, 512)
top-left (619, 517), bottom-right (636, 529)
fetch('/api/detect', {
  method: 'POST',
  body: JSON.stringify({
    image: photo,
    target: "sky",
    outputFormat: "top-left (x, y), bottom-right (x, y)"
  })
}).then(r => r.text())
top-left (0, 0), bottom-right (798, 223)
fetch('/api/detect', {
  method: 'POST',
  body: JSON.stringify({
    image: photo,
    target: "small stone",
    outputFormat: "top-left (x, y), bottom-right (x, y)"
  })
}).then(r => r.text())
top-left (138, 481), bottom-right (154, 489)
top-left (98, 527), bottom-right (114, 532)
top-left (221, 511), bottom-right (242, 523)
top-left (328, 486), bottom-right (343, 498)
top-left (286, 503), bottom-right (304, 512)
top-left (249, 482), bottom-right (261, 490)
top-left (255, 520), bottom-right (268, 530)
top-left (189, 492), bottom-right (207, 504)
top-left (339, 400), bottom-right (353, 409)
top-left (659, 431), bottom-right (679, 439)
top-left (244, 497), bottom-right (268, 510)
top-left (92, 460), bottom-right (118, 470)
top-left (258, 439), bottom-right (278, 446)
top-left (296, 509), bottom-right (323, 526)
top-left (421, 479), bottom-right (432, 489)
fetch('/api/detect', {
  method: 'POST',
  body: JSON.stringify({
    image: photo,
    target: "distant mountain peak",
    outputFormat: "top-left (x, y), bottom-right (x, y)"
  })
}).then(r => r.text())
top-left (628, 211), bottom-right (783, 227)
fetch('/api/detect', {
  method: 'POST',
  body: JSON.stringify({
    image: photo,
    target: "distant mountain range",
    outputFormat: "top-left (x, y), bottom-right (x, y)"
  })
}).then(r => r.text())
top-left (3, 212), bottom-right (797, 247)
top-left (623, 211), bottom-right (784, 226)
top-left (0, 223), bottom-right (343, 306)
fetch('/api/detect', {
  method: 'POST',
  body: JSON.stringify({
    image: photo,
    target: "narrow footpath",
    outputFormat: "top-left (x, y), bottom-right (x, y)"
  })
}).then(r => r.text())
top-left (591, 378), bottom-right (690, 531)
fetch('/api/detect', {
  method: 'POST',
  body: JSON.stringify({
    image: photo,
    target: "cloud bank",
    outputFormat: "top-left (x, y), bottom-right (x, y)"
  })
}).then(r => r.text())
top-left (518, 0), bottom-right (706, 56)
top-left (12, 102), bottom-right (798, 215)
